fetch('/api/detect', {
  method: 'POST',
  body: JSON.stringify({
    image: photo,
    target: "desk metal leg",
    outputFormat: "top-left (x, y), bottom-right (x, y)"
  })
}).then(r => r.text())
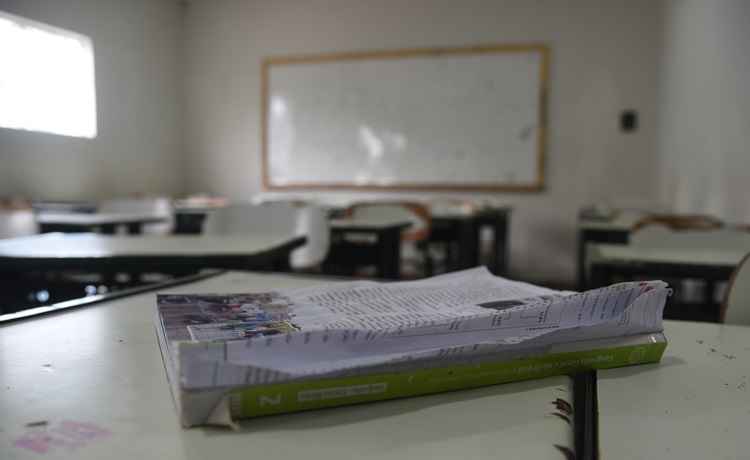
top-left (457, 220), bottom-right (478, 271)
top-left (272, 252), bottom-right (292, 272)
top-left (378, 229), bottom-right (402, 279)
top-left (126, 223), bottom-right (143, 235)
top-left (173, 213), bottom-right (207, 235)
top-left (491, 215), bottom-right (509, 276)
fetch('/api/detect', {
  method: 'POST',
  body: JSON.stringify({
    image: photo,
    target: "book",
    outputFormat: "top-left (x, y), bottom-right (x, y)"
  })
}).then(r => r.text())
top-left (154, 267), bottom-right (669, 427)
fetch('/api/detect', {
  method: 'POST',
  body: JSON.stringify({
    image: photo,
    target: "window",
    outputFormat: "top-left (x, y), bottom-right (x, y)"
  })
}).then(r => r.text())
top-left (0, 10), bottom-right (96, 138)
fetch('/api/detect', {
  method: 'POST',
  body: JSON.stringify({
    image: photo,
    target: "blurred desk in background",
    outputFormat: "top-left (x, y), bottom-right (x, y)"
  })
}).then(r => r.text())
top-left (0, 233), bottom-right (304, 276)
top-left (31, 200), bottom-right (98, 214)
top-left (577, 209), bottom-right (647, 289)
top-left (430, 206), bottom-right (512, 276)
top-left (588, 243), bottom-right (745, 322)
top-left (324, 218), bottom-right (411, 279)
top-left (36, 212), bottom-right (168, 235)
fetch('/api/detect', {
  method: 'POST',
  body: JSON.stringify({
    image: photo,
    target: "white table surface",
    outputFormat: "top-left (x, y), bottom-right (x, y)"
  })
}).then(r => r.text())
top-left (591, 243), bottom-right (748, 267)
top-left (578, 210), bottom-right (646, 231)
top-left (36, 212), bottom-right (167, 226)
top-left (599, 320), bottom-right (750, 459)
top-left (0, 271), bottom-right (572, 459)
top-left (329, 218), bottom-right (412, 230)
top-left (0, 233), bottom-right (302, 258)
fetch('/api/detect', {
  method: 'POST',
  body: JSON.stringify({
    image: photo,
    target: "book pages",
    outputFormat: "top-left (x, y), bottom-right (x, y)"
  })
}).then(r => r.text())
top-left (156, 267), bottom-right (669, 390)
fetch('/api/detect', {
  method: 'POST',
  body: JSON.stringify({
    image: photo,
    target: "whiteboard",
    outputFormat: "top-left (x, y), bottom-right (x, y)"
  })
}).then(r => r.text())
top-left (262, 45), bottom-right (548, 192)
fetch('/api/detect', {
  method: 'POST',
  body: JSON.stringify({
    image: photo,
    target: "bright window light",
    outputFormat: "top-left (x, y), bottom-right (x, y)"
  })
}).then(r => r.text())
top-left (0, 10), bottom-right (96, 138)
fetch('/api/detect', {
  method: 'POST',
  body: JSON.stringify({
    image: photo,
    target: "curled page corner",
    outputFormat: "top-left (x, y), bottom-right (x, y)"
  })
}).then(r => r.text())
top-left (205, 395), bottom-right (239, 430)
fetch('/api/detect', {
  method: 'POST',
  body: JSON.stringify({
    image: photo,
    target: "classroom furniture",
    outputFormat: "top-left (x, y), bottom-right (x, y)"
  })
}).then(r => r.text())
top-left (2, 271), bottom-right (746, 459)
top-left (99, 197), bottom-right (174, 235)
top-left (31, 200), bottom-right (98, 214)
top-left (577, 209), bottom-right (727, 289)
top-left (262, 44), bottom-right (549, 192)
top-left (628, 226), bottom-right (750, 249)
top-left (630, 213), bottom-right (723, 232)
top-left (721, 252), bottom-right (750, 325)
top-left (202, 203), bottom-right (330, 270)
top-left (430, 205), bottom-right (512, 276)
top-left (323, 218), bottom-right (412, 279)
top-left (577, 209), bottom-right (646, 289)
top-left (173, 208), bottom-right (211, 234)
top-left (0, 208), bottom-right (38, 239)
top-left (588, 243), bottom-right (748, 321)
top-left (172, 201), bottom-right (228, 235)
top-left (597, 320), bottom-right (750, 459)
top-left (36, 212), bottom-right (168, 235)
top-left (344, 201), bottom-right (433, 277)
top-left (0, 233), bottom-right (305, 279)
top-left (175, 198), bottom-right (511, 277)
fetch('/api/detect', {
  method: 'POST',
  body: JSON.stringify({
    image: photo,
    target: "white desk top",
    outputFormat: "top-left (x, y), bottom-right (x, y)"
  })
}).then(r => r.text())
top-left (599, 320), bottom-right (750, 459)
top-left (0, 233), bottom-right (301, 259)
top-left (590, 243), bottom-right (748, 267)
top-left (0, 271), bottom-right (571, 459)
top-left (329, 218), bottom-right (412, 231)
top-left (578, 210), bottom-right (646, 231)
top-left (36, 212), bottom-right (167, 226)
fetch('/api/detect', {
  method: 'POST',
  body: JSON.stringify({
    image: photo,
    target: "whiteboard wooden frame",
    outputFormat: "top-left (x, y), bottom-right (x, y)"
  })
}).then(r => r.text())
top-left (261, 44), bottom-right (549, 192)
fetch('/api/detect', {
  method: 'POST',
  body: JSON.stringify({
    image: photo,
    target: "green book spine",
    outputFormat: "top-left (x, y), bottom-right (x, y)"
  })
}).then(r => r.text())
top-left (231, 339), bottom-right (667, 419)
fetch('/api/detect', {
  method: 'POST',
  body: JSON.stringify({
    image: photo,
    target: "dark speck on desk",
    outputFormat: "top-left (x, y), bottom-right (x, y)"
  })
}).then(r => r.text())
top-left (697, 339), bottom-right (704, 344)
top-left (722, 354), bottom-right (736, 360)
top-left (25, 421), bottom-right (49, 428)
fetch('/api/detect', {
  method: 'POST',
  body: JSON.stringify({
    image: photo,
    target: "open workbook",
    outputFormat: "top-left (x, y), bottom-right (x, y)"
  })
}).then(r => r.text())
top-left (154, 267), bottom-right (669, 427)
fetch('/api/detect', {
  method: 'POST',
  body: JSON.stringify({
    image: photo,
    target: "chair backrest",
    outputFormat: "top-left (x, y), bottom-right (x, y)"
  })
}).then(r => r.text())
top-left (203, 203), bottom-right (330, 269)
top-left (632, 213), bottom-right (723, 232)
top-left (429, 198), bottom-right (478, 217)
top-left (721, 252), bottom-right (750, 325)
top-left (99, 197), bottom-right (174, 234)
top-left (0, 208), bottom-right (38, 239)
top-left (346, 201), bottom-right (431, 242)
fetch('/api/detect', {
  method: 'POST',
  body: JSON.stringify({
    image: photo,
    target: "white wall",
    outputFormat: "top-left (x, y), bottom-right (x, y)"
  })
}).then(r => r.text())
top-left (658, 0), bottom-right (750, 224)
top-left (0, 0), bottom-right (184, 200)
top-left (183, 0), bottom-right (663, 285)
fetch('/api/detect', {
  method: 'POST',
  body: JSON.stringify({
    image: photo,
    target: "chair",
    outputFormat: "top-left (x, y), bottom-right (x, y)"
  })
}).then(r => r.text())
top-left (632, 213), bottom-right (723, 232)
top-left (202, 202), bottom-right (329, 271)
top-left (99, 197), bottom-right (174, 234)
top-left (0, 209), bottom-right (38, 239)
top-left (345, 201), bottom-right (433, 278)
top-left (720, 252), bottom-right (750, 325)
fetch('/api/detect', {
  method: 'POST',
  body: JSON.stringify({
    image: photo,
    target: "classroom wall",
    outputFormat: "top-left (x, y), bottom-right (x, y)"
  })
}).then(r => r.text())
top-left (0, 0), bottom-right (184, 200)
top-left (658, 0), bottom-right (750, 224)
top-left (183, 0), bottom-right (662, 285)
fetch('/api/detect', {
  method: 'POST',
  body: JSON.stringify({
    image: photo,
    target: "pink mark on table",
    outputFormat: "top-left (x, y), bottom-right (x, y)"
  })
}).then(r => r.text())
top-left (13, 420), bottom-right (111, 454)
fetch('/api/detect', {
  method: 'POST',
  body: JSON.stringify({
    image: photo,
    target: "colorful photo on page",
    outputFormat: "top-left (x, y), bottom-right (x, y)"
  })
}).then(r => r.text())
top-left (157, 292), bottom-right (299, 341)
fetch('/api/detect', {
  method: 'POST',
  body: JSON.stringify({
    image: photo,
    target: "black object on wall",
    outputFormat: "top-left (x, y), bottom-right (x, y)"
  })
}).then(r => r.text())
top-left (620, 110), bottom-right (638, 132)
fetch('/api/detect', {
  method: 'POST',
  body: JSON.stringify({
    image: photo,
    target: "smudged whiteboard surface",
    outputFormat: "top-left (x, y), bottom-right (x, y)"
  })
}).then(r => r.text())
top-left (265, 47), bottom-right (546, 190)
